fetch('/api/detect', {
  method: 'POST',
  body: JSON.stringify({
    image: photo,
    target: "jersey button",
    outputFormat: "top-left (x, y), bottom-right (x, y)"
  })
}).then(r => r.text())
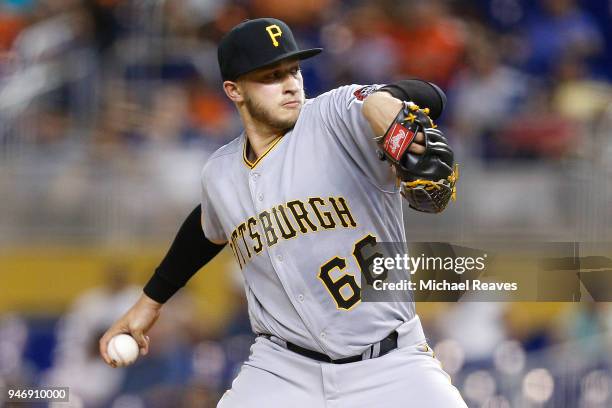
top-left (257, 194), bottom-right (264, 202)
top-left (298, 294), bottom-right (304, 302)
top-left (251, 173), bottom-right (259, 181)
top-left (320, 332), bottom-right (326, 339)
top-left (276, 254), bottom-right (283, 262)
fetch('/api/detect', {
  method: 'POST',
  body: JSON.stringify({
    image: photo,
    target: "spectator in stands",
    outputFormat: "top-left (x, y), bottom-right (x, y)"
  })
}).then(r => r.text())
top-left (387, 0), bottom-right (467, 87)
top-left (448, 26), bottom-right (529, 158)
top-left (42, 264), bottom-right (140, 406)
top-left (324, 3), bottom-right (398, 85)
top-left (521, 0), bottom-right (603, 77)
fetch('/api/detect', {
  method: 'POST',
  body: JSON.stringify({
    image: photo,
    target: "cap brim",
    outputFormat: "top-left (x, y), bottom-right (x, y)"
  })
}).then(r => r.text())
top-left (235, 48), bottom-right (323, 80)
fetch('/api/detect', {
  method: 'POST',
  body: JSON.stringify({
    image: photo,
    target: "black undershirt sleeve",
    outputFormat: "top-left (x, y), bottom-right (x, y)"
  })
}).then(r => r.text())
top-left (378, 79), bottom-right (447, 119)
top-left (143, 205), bottom-right (226, 303)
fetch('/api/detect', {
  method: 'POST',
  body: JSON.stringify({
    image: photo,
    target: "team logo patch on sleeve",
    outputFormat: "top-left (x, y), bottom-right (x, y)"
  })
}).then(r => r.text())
top-left (353, 85), bottom-right (379, 101)
top-left (383, 123), bottom-right (415, 161)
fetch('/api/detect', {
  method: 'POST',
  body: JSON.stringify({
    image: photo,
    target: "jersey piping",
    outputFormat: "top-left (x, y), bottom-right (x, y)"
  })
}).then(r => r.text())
top-left (243, 135), bottom-right (285, 169)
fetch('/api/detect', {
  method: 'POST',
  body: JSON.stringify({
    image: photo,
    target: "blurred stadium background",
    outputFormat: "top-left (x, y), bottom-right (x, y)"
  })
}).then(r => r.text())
top-left (0, 0), bottom-right (611, 407)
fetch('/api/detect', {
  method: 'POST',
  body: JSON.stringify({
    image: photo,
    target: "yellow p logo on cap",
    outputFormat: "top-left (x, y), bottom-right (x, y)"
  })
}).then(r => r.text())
top-left (266, 24), bottom-right (282, 47)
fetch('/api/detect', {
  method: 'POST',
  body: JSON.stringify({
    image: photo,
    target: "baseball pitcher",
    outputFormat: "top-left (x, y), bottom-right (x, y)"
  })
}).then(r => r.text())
top-left (100, 18), bottom-right (465, 407)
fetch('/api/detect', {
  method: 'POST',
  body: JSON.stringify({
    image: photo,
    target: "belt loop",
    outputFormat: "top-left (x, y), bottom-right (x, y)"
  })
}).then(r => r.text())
top-left (371, 341), bottom-right (382, 358)
top-left (263, 334), bottom-right (288, 349)
top-left (362, 345), bottom-right (372, 360)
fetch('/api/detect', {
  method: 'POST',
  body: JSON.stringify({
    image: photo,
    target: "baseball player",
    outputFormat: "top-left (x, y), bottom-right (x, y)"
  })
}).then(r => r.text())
top-left (100, 18), bottom-right (465, 407)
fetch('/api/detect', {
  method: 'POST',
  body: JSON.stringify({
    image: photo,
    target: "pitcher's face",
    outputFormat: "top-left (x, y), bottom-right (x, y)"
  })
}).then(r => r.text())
top-left (239, 59), bottom-right (304, 131)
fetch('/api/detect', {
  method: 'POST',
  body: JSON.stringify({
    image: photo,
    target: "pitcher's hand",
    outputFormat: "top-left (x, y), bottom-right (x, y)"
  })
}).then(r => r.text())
top-left (99, 293), bottom-right (162, 367)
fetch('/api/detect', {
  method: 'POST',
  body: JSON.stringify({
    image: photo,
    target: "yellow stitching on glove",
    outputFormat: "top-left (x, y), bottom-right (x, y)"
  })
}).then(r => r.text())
top-left (451, 164), bottom-right (459, 200)
top-left (449, 164), bottom-right (459, 183)
top-left (404, 179), bottom-right (442, 190)
top-left (403, 164), bottom-right (460, 201)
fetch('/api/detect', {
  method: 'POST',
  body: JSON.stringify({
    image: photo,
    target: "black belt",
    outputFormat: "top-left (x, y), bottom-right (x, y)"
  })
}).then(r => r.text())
top-left (280, 331), bottom-right (398, 364)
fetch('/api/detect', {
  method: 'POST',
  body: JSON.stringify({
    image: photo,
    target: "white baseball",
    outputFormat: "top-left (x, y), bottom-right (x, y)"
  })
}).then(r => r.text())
top-left (107, 334), bottom-right (140, 366)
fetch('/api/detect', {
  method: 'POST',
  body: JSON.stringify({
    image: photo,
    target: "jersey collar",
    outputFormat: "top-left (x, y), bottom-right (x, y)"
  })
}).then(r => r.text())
top-left (242, 134), bottom-right (285, 169)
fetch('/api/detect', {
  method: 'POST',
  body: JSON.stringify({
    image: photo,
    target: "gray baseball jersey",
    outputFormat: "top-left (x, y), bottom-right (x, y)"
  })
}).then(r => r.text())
top-left (200, 84), bottom-right (415, 359)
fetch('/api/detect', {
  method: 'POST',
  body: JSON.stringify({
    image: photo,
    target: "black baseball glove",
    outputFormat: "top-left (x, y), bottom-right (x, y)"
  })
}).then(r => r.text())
top-left (375, 102), bottom-right (458, 213)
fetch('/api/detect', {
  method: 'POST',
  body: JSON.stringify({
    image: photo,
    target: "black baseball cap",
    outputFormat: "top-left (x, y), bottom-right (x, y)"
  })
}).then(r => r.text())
top-left (218, 18), bottom-right (322, 81)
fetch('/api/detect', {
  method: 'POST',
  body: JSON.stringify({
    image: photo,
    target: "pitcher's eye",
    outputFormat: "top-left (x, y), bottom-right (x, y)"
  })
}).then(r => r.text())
top-left (265, 71), bottom-right (282, 81)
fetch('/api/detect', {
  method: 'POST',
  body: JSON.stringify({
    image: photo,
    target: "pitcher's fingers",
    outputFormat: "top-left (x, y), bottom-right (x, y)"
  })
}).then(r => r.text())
top-left (408, 143), bottom-right (426, 154)
top-left (414, 132), bottom-right (425, 143)
top-left (143, 335), bottom-right (151, 356)
top-left (99, 331), bottom-right (115, 365)
top-left (139, 335), bottom-right (150, 356)
top-left (134, 332), bottom-right (149, 356)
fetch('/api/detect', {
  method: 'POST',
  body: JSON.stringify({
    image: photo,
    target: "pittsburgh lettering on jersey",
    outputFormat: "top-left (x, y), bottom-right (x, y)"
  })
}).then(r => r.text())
top-left (228, 196), bottom-right (357, 268)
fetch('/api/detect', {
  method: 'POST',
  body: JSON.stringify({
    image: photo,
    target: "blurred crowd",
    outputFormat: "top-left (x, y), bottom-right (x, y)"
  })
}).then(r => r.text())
top-left (2, 263), bottom-right (612, 407)
top-left (0, 0), bottom-right (611, 160)
top-left (1, 264), bottom-right (253, 407)
top-left (1, 0), bottom-right (611, 242)
top-left (1, 0), bottom-right (612, 407)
